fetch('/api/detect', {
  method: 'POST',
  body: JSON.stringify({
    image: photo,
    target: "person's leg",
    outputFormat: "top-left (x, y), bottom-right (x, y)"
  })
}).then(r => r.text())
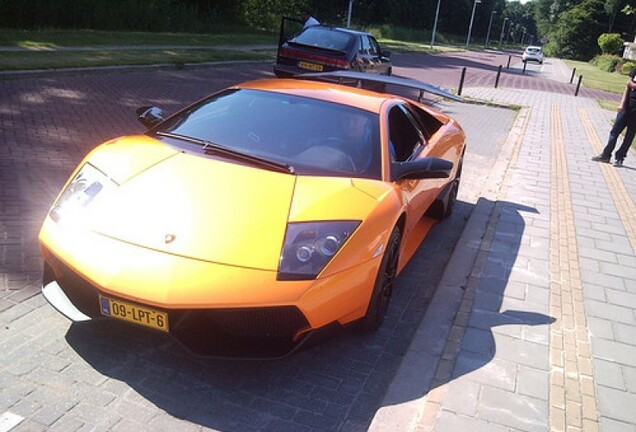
top-left (598, 110), bottom-right (629, 159)
top-left (614, 112), bottom-right (636, 164)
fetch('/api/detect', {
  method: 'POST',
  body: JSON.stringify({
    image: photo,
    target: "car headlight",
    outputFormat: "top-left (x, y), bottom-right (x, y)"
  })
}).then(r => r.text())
top-left (49, 163), bottom-right (117, 226)
top-left (278, 221), bottom-right (360, 280)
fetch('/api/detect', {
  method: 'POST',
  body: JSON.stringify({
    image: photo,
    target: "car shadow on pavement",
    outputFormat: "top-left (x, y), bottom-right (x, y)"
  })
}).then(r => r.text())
top-left (375, 198), bottom-right (555, 429)
top-left (62, 197), bottom-right (554, 431)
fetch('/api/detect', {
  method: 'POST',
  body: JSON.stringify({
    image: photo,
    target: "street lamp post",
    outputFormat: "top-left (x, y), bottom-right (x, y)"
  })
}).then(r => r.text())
top-left (507, 21), bottom-right (514, 44)
top-left (431, 0), bottom-right (442, 48)
top-left (485, 10), bottom-right (497, 47)
top-left (346, 0), bottom-right (353, 28)
top-left (499, 17), bottom-right (508, 47)
top-left (521, 27), bottom-right (527, 45)
top-left (466, 0), bottom-right (481, 48)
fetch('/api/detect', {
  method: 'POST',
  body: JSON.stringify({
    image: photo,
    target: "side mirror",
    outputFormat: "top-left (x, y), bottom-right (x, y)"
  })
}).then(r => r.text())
top-left (382, 50), bottom-right (392, 59)
top-left (136, 106), bottom-right (165, 129)
top-left (391, 157), bottom-right (453, 181)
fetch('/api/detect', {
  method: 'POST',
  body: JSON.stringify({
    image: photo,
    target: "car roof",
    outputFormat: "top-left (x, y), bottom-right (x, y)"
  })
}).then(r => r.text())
top-left (236, 78), bottom-right (391, 113)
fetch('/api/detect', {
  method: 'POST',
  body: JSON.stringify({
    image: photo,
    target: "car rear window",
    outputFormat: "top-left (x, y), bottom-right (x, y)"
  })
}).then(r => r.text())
top-left (291, 27), bottom-right (355, 52)
top-left (156, 89), bottom-right (381, 179)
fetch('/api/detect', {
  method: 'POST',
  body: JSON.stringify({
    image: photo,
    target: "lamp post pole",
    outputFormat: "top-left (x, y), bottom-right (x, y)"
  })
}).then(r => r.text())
top-left (521, 27), bottom-right (526, 45)
top-left (431, 0), bottom-right (442, 48)
top-left (485, 10), bottom-right (497, 47)
top-left (346, 0), bottom-right (353, 28)
top-left (466, 0), bottom-right (481, 48)
top-left (499, 17), bottom-right (508, 47)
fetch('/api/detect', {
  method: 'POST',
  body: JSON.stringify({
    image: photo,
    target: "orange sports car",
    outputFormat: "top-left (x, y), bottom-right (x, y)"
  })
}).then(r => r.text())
top-left (39, 72), bottom-right (465, 358)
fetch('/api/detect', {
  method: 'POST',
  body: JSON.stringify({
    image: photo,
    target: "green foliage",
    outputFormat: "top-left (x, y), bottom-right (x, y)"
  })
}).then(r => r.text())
top-left (0, 0), bottom-right (210, 32)
top-left (240, 0), bottom-right (309, 31)
top-left (544, 0), bottom-right (606, 61)
top-left (621, 61), bottom-right (635, 74)
top-left (365, 25), bottom-right (430, 42)
top-left (594, 54), bottom-right (622, 71)
top-left (598, 33), bottom-right (625, 54)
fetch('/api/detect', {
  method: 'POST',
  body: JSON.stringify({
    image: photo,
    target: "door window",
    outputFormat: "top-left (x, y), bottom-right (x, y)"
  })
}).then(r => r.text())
top-left (388, 105), bottom-right (424, 162)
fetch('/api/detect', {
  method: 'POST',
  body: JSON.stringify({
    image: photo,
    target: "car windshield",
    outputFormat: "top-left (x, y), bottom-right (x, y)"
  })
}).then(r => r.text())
top-left (156, 89), bottom-right (382, 179)
top-left (290, 27), bottom-right (354, 52)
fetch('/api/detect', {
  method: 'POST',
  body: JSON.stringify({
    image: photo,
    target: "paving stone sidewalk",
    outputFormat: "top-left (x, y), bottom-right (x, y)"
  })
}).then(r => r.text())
top-left (370, 87), bottom-right (636, 432)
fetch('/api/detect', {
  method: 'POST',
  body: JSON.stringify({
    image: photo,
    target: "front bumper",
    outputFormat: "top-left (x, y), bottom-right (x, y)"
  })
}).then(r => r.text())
top-left (41, 258), bottom-right (315, 358)
top-left (39, 216), bottom-right (381, 357)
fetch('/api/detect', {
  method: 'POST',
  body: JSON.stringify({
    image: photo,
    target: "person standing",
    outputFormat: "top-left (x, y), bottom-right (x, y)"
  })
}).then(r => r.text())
top-left (592, 67), bottom-right (636, 167)
top-left (301, 10), bottom-right (320, 28)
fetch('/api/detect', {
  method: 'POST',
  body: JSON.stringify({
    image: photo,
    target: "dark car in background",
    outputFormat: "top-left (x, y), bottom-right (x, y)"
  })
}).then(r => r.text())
top-left (274, 19), bottom-right (392, 78)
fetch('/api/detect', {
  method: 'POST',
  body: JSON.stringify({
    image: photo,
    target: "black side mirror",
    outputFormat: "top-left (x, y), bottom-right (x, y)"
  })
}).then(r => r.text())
top-left (391, 157), bottom-right (453, 181)
top-left (136, 106), bottom-right (165, 129)
top-left (382, 50), bottom-right (392, 59)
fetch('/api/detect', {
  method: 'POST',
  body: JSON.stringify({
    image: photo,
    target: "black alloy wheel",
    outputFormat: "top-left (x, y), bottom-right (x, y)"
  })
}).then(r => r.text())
top-left (358, 226), bottom-right (401, 331)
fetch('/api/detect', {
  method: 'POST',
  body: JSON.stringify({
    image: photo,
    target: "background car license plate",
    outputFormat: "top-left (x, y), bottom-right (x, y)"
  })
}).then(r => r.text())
top-left (99, 295), bottom-right (169, 332)
top-left (299, 61), bottom-right (324, 71)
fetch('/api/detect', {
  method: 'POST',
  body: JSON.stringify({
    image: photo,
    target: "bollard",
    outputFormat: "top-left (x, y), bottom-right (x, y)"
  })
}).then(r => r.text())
top-left (570, 68), bottom-right (577, 84)
top-left (495, 65), bottom-right (502, 88)
top-left (507, 55), bottom-right (511, 69)
top-left (575, 75), bottom-right (582, 96)
top-left (522, 60), bottom-right (527, 74)
top-left (458, 67), bottom-right (467, 96)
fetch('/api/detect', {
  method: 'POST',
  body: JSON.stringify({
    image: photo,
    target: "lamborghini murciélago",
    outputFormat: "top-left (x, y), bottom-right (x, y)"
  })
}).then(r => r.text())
top-left (39, 72), bottom-right (466, 358)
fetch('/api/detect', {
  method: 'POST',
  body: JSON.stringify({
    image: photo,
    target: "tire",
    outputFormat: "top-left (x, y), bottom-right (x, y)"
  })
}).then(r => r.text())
top-left (358, 227), bottom-right (401, 331)
top-left (444, 157), bottom-right (463, 219)
top-left (443, 180), bottom-right (458, 219)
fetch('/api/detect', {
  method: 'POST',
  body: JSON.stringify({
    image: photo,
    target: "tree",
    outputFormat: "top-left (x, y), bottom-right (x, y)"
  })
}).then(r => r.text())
top-left (606, 0), bottom-right (625, 31)
top-left (598, 32), bottom-right (625, 53)
top-left (545, 0), bottom-right (607, 60)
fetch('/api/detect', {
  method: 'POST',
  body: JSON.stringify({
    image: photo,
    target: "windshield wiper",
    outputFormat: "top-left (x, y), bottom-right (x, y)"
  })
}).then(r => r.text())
top-left (155, 131), bottom-right (295, 174)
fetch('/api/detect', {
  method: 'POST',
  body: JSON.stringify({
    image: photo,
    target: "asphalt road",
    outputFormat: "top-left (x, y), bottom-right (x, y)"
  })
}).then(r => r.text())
top-left (0, 51), bottom-right (590, 431)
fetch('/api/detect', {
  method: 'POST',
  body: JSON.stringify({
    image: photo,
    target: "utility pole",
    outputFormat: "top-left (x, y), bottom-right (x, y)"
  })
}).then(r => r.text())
top-left (346, 0), bottom-right (353, 28)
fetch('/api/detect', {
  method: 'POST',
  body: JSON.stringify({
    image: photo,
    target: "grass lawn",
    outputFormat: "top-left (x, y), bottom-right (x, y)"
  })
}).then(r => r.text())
top-left (563, 59), bottom-right (629, 94)
top-left (0, 28), bottom-right (277, 48)
top-left (0, 49), bottom-right (274, 71)
top-left (0, 29), bottom-right (278, 70)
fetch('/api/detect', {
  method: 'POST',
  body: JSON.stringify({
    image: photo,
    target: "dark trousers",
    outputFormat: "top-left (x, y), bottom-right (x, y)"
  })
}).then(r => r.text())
top-left (602, 109), bottom-right (636, 161)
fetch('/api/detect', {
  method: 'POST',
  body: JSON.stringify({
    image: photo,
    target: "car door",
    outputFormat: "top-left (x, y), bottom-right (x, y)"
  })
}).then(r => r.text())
top-left (355, 35), bottom-right (390, 75)
top-left (387, 104), bottom-right (439, 237)
top-left (367, 36), bottom-right (391, 75)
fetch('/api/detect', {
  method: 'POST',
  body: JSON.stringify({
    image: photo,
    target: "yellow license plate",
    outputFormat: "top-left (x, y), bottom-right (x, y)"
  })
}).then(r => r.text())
top-left (99, 295), bottom-right (169, 332)
top-left (299, 61), bottom-right (324, 71)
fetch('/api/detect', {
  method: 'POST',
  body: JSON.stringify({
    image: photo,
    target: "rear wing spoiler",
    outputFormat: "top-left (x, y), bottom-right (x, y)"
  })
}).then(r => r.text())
top-left (297, 71), bottom-right (463, 102)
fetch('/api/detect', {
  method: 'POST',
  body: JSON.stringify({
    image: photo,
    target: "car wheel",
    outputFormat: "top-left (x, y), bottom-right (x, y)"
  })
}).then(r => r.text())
top-left (358, 226), bottom-right (401, 331)
top-left (444, 158), bottom-right (462, 218)
top-left (444, 180), bottom-right (459, 218)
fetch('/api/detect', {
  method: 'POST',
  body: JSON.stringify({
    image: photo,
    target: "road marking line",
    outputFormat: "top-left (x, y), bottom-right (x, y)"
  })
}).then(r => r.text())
top-left (0, 412), bottom-right (23, 432)
top-left (549, 104), bottom-right (599, 431)
top-left (579, 108), bottom-right (636, 254)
